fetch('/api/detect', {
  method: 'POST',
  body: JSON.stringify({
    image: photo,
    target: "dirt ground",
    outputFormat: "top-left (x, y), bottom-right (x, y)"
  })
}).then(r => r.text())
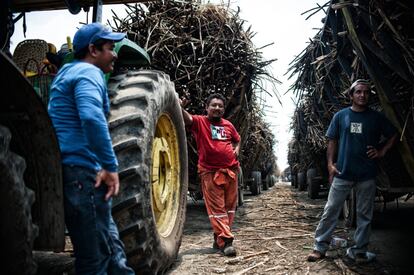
top-left (168, 182), bottom-right (413, 275)
top-left (35, 181), bottom-right (414, 274)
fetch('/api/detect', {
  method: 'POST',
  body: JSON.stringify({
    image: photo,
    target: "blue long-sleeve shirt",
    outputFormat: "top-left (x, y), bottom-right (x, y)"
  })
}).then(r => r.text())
top-left (48, 61), bottom-right (118, 172)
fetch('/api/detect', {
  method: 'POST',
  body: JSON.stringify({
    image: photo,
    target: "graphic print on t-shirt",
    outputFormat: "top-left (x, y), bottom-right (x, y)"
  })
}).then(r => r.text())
top-left (211, 125), bottom-right (227, 140)
top-left (350, 122), bottom-right (362, 134)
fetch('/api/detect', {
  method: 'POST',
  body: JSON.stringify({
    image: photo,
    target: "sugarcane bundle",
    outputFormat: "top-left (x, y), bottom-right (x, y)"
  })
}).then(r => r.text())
top-left (288, 0), bottom-right (414, 181)
top-left (239, 99), bottom-right (277, 176)
top-left (109, 0), bottom-right (279, 181)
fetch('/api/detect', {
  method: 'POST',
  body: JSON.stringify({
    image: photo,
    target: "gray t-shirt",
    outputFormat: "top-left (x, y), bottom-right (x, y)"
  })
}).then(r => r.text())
top-left (326, 107), bottom-right (396, 181)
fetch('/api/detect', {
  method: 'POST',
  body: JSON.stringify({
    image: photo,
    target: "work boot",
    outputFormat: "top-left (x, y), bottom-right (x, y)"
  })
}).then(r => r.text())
top-left (212, 234), bottom-right (219, 250)
top-left (346, 248), bottom-right (376, 264)
top-left (355, 252), bottom-right (376, 264)
top-left (307, 250), bottom-right (325, 262)
top-left (222, 242), bottom-right (237, 257)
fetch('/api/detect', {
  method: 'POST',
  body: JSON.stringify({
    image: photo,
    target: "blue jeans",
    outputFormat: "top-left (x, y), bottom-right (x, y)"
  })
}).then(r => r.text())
top-left (313, 177), bottom-right (376, 255)
top-left (63, 165), bottom-right (135, 275)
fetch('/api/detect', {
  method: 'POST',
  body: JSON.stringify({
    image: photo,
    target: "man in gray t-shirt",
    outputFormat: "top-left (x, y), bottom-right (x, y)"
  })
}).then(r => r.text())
top-left (307, 79), bottom-right (397, 264)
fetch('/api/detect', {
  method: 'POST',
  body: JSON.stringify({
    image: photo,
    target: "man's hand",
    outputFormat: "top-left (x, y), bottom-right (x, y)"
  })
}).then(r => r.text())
top-left (179, 97), bottom-right (193, 126)
top-left (328, 163), bottom-right (341, 184)
top-left (95, 169), bottom-right (120, 200)
top-left (179, 97), bottom-right (190, 108)
top-left (366, 145), bottom-right (384, 159)
top-left (233, 147), bottom-right (239, 158)
top-left (233, 142), bottom-right (240, 158)
top-left (367, 134), bottom-right (397, 160)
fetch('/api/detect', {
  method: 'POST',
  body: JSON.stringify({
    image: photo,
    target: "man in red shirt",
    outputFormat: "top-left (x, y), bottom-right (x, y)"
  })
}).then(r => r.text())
top-left (181, 93), bottom-right (240, 257)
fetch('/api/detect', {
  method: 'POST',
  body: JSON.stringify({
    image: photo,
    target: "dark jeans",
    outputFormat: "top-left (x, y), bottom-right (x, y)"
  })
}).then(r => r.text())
top-left (63, 165), bottom-right (134, 275)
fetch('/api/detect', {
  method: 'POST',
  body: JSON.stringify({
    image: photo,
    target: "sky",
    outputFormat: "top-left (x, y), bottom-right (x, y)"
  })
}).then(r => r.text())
top-left (10, 0), bottom-right (326, 171)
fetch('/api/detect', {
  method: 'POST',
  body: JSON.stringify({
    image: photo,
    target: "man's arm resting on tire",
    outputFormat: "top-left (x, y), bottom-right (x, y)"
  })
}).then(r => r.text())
top-left (180, 101), bottom-right (193, 126)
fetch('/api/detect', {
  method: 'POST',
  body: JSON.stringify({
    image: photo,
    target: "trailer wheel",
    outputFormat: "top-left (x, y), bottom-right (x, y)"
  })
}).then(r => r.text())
top-left (343, 188), bottom-right (356, 228)
top-left (306, 168), bottom-right (319, 199)
top-left (0, 126), bottom-right (38, 275)
top-left (237, 167), bottom-right (244, 206)
top-left (265, 174), bottom-right (274, 189)
top-left (291, 173), bottom-right (297, 188)
top-left (297, 171), bottom-right (306, 191)
top-left (271, 175), bottom-right (277, 187)
top-left (189, 191), bottom-right (203, 201)
top-left (250, 171), bottom-right (262, 195)
top-left (262, 173), bottom-right (269, 191)
top-left (266, 174), bottom-right (271, 188)
top-left (108, 70), bottom-right (188, 273)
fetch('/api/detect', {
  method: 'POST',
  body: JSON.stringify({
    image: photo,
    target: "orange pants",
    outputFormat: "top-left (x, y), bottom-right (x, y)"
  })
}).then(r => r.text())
top-left (198, 165), bottom-right (238, 249)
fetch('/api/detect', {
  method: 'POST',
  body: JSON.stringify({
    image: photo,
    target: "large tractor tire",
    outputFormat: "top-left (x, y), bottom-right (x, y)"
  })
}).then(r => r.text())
top-left (0, 126), bottom-right (38, 275)
top-left (237, 167), bottom-right (244, 207)
top-left (297, 171), bottom-right (306, 191)
top-left (343, 188), bottom-right (356, 228)
top-left (250, 171), bottom-right (262, 195)
top-left (306, 168), bottom-right (319, 199)
top-left (108, 70), bottom-right (188, 274)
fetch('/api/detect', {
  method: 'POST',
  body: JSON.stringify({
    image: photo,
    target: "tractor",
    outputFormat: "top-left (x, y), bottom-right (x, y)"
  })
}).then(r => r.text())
top-left (0, 1), bottom-right (188, 274)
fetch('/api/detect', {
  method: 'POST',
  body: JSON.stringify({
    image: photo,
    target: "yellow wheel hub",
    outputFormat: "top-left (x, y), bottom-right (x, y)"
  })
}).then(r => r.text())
top-left (151, 114), bottom-right (180, 237)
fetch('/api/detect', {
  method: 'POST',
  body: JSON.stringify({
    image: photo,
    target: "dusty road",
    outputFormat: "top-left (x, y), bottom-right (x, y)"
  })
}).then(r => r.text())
top-left (168, 182), bottom-right (414, 275)
top-left (35, 182), bottom-right (414, 274)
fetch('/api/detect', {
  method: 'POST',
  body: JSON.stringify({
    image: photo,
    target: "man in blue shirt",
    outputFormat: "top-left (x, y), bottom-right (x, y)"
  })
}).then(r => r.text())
top-left (48, 23), bottom-right (134, 274)
top-left (307, 79), bottom-right (397, 264)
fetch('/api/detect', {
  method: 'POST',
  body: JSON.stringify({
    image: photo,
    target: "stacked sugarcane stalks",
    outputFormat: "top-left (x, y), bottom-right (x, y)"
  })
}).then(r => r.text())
top-left (109, 0), bottom-right (279, 188)
top-left (288, 0), bottom-right (414, 185)
top-left (239, 96), bottom-right (277, 177)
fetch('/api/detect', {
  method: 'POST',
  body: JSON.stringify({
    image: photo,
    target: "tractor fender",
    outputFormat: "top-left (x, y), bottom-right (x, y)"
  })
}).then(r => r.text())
top-left (114, 38), bottom-right (151, 67)
top-left (63, 38), bottom-right (151, 75)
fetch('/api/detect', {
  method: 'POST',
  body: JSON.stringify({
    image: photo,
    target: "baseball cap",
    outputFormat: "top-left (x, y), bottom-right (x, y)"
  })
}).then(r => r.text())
top-left (73, 22), bottom-right (126, 53)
